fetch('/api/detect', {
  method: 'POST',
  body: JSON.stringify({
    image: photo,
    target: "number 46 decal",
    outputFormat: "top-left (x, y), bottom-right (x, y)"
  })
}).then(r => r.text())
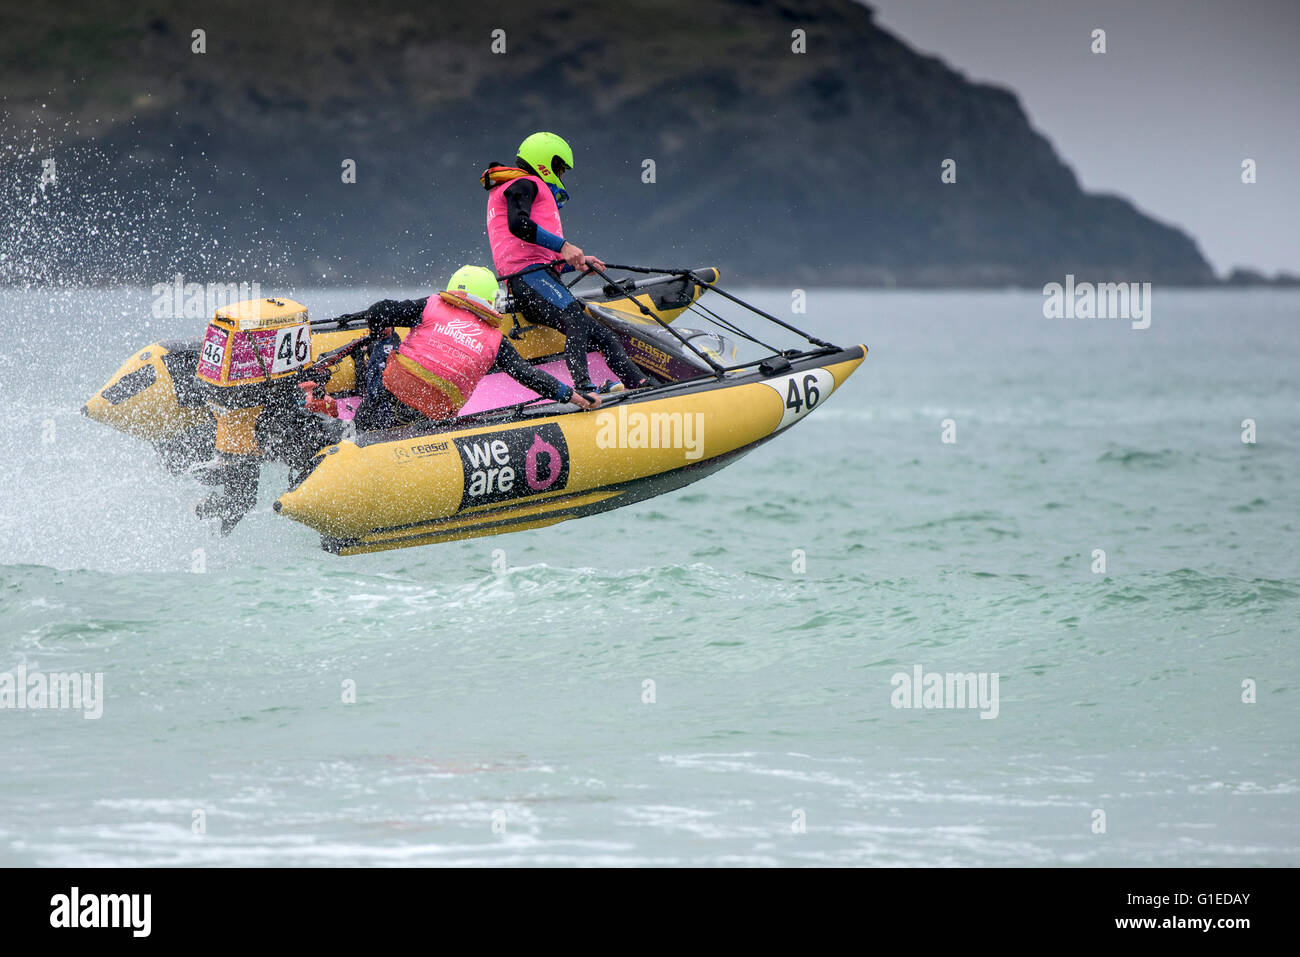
top-left (271, 324), bottom-right (311, 374)
top-left (761, 368), bottom-right (836, 430)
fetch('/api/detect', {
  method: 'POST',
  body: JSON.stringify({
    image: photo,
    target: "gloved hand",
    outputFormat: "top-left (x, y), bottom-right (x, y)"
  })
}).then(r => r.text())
top-left (297, 381), bottom-right (339, 416)
top-left (300, 363), bottom-right (334, 385)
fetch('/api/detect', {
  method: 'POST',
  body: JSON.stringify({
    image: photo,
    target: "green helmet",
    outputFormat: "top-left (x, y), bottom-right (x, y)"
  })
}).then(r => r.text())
top-left (517, 131), bottom-right (574, 195)
top-left (444, 264), bottom-right (500, 310)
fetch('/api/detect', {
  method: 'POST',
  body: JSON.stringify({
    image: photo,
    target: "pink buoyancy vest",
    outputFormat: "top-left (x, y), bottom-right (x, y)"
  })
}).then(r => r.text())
top-left (486, 174), bottom-right (564, 277)
top-left (396, 295), bottom-right (504, 405)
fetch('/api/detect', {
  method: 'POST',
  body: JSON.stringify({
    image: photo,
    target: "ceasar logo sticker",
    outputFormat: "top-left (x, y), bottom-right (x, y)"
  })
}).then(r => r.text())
top-left (631, 340), bottom-right (672, 373)
top-left (392, 440), bottom-right (449, 463)
top-left (455, 423), bottom-right (569, 509)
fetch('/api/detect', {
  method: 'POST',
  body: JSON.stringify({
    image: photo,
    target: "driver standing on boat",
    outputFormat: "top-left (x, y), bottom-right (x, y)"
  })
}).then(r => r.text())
top-left (482, 131), bottom-right (651, 394)
top-left (329, 265), bottom-right (600, 431)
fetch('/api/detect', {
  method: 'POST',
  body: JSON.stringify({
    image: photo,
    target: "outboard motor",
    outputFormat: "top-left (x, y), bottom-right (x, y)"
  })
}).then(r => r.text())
top-left (191, 297), bottom-right (335, 533)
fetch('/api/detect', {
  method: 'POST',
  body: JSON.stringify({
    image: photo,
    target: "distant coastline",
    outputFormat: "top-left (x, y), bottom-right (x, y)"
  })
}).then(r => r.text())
top-left (0, 0), bottom-right (1277, 289)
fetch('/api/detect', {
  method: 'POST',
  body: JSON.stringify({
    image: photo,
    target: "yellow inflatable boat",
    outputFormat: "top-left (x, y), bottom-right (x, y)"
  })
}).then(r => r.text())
top-left (85, 266), bottom-right (867, 552)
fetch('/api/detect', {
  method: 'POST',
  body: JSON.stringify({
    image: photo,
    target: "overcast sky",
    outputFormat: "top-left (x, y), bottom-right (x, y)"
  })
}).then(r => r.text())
top-left (867, 0), bottom-right (1300, 276)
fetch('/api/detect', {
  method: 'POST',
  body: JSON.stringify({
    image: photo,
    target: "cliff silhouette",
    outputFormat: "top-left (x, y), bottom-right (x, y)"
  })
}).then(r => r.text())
top-left (0, 0), bottom-right (1216, 287)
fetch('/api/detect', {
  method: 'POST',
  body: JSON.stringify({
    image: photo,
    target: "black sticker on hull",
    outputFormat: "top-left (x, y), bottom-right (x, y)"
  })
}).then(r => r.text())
top-left (101, 364), bottom-right (157, 405)
top-left (455, 423), bottom-right (570, 510)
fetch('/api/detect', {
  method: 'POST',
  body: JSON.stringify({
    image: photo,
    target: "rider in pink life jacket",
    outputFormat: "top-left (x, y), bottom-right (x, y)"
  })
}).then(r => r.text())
top-left (326, 265), bottom-right (600, 431)
top-left (481, 131), bottom-right (651, 394)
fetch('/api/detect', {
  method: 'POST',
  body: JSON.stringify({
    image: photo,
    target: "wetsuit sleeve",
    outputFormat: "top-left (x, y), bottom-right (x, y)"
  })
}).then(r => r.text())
top-left (494, 338), bottom-right (573, 402)
top-left (504, 180), bottom-right (566, 253)
top-left (360, 297), bottom-right (428, 330)
top-left (534, 226), bottom-right (566, 253)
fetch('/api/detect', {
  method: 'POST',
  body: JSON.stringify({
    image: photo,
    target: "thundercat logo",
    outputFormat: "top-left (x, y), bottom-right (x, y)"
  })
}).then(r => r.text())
top-left (455, 423), bottom-right (569, 509)
top-left (430, 317), bottom-right (488, 354)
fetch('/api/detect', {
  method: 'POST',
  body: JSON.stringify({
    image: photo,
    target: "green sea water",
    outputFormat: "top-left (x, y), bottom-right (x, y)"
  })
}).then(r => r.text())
top-left (1, 286), bottom-right (1296, 866)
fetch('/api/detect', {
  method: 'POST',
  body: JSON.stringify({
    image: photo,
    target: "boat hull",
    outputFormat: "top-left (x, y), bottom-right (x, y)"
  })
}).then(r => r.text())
top-left (274, 346), bottom-right (867, 554)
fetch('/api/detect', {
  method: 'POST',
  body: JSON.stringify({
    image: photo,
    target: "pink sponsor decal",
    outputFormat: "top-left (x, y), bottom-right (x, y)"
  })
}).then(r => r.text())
top-left (198, 325), bottom-right (229, 379)
top-left (227, 328), bottom-right (278, 382)
top-left (525, 432), bottom-right (562, 491)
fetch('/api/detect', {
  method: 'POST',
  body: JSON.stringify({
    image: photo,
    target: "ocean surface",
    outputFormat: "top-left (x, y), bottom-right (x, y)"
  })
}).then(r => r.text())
top-left (0, 286), bottom-right (1296, 866)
